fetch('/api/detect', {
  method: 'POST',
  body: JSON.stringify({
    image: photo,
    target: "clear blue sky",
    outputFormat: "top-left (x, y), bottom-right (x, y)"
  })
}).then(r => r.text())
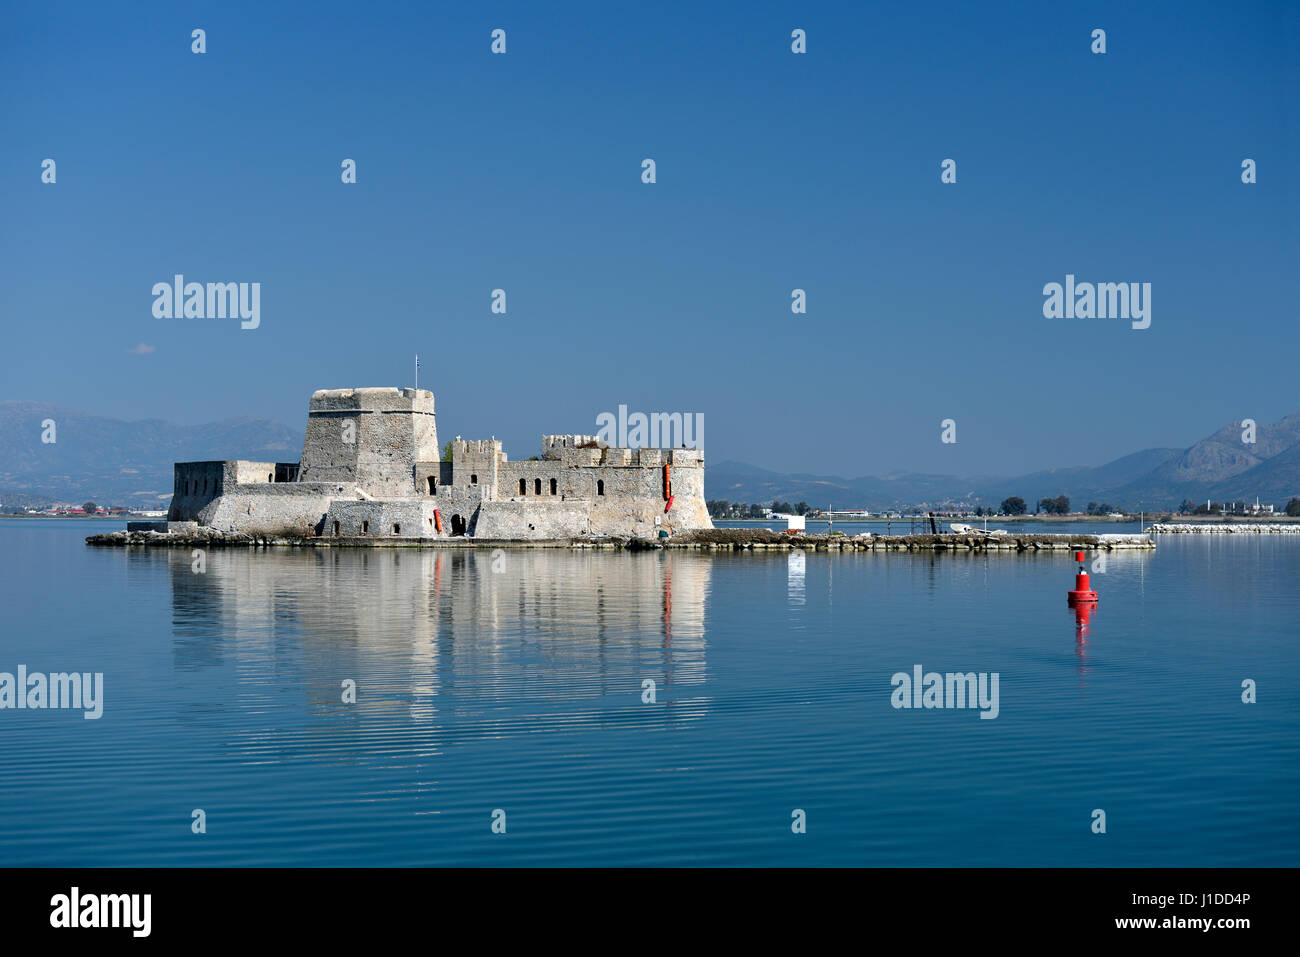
top-left (2, 0), bottom-right (1296, 477)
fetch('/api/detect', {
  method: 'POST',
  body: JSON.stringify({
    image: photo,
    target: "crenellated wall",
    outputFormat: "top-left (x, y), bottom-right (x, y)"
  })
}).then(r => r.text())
top-left (542, 434), bottom-right (602, 459)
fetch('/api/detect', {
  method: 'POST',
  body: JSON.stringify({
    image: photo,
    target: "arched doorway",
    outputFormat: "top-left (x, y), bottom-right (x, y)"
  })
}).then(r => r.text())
top-left (451, 514), bottom-right (466, 536)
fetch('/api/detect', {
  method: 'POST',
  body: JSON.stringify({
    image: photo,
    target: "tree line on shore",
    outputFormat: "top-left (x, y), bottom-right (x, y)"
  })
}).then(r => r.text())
top-left (707, 500), bottom-right (811, 519)
top-left (710, 496), bottom-right (1088, 518)
top-left (708, 495), bottom-right (1300, 519)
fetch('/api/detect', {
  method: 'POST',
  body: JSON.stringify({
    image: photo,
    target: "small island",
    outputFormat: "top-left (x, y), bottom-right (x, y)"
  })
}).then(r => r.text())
top-left (88, 386), bottom-right (711, 546)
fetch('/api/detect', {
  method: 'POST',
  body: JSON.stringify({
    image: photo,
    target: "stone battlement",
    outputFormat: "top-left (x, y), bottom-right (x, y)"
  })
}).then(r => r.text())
top-left (540, 434), bottom-right (705, 467)
top-left (308, 386), bottom-right (436, 414)
top-left (542, 434), bottom-right (601, 459)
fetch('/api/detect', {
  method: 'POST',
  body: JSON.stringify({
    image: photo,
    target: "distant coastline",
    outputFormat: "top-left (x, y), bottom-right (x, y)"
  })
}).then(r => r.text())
top-left (0, 514), bottom-right (149, 520)
top-left (716, 514), bottom-right (1300, 525)
top-left (10, 511), bottom-right (1300, 525)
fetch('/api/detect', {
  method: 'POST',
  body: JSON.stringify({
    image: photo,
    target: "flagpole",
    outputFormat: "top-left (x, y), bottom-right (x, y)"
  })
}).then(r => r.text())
top-left (415, 354), bottom-right (419, 390)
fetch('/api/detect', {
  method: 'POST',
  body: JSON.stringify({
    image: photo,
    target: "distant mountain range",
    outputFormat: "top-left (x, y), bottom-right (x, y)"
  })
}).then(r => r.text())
top-left (0, 400), bottom-right (298, 507)
top-left (1, 400), bottom-right (1297, 511)
top-left (710, 412), bottom-right (1300, 511)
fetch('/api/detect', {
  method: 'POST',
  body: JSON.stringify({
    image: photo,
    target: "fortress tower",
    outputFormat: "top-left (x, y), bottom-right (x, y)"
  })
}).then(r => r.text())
top-left (297, 388), bottom-right (439, 497)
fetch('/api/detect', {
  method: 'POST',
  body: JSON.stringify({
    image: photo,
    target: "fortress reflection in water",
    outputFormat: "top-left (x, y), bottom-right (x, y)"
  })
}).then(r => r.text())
top-left (139, 548), bottom-right (713, 753)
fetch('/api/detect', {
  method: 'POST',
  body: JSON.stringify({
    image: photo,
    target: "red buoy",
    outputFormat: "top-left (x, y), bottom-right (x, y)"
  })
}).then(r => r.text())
top-left (1067, 549), bottom-right (1098, 605)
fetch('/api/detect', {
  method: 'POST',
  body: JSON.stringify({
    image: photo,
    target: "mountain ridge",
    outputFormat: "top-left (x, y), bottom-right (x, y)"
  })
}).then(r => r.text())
top-left (1, 402), bottom-right (1297, 510)
top-left (709, 413), bottom-right (1300, 510)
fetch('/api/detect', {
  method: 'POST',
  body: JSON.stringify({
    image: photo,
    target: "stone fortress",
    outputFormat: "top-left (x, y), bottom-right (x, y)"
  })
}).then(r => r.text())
top-left (164, 387), bottom-right (712, 542)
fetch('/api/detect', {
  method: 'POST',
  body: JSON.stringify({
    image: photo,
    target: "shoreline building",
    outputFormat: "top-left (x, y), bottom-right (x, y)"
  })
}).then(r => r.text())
top-left (166, 387), bottom-right (711, 541)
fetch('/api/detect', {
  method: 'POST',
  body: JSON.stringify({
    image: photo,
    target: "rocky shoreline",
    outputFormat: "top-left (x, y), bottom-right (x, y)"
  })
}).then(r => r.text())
top-left (1146, 523), bottom-right (1300, 534)
top-left (86, 528), bottom-right (1155, 552)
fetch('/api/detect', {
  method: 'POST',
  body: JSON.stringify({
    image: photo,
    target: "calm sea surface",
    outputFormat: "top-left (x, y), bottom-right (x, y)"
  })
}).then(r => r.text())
top-left (1, 518), bottom-right (1296, 866)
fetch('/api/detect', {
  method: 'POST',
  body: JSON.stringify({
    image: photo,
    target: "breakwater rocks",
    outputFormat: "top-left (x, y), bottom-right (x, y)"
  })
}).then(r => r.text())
top-left (1146, 523), bottom-right (1300, 534)
top-left (87, 527), bottom-right (1155, 551)
top-left (661, 529), bottom-right (1153, 551)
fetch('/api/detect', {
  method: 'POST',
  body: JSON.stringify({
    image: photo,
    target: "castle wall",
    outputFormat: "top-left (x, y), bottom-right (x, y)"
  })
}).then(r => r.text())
top-left (168, 461), bottom-right (229, 521)
top-left (473, 501), bottom-right (591, 539)
top-left (468, 451), bottom-right (707, 539)
top-left (170, 461), bottom-right (283, 521)
top-left (205, 484), bottom-right (338, 536)
top-left (321, 500), bottom-right (434, 538)
top-left (413, 483), bottom-right (484, 536)
top-left (497, 461), bottom-right (576, 500)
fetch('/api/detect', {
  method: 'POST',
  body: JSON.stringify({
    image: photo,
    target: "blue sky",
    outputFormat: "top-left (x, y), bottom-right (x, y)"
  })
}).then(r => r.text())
top-left (2, 0), bottom-right (1296, 477)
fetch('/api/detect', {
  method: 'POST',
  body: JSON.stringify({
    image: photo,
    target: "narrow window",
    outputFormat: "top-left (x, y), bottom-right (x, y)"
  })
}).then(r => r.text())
top-left (534, 478), bottom-right (542, 495)
top-left (362, 520), bottom-right (369, 535)
top-left (427, 476), bottom-right (436, 495)
top-left (393, 523), bottom-right (401, 535)
top-left (471, 474), bottom-right (478, 485)
top-left (333, 520), bottom-right (340, 536)
top-left (550, 478), bottom-right (557, 495)
top-left (519, 478), bottom-right (526, 495)
top-left (268, 473), bottom-right (273, 483)
top-left (597, 479), bottom-right (605, 496)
